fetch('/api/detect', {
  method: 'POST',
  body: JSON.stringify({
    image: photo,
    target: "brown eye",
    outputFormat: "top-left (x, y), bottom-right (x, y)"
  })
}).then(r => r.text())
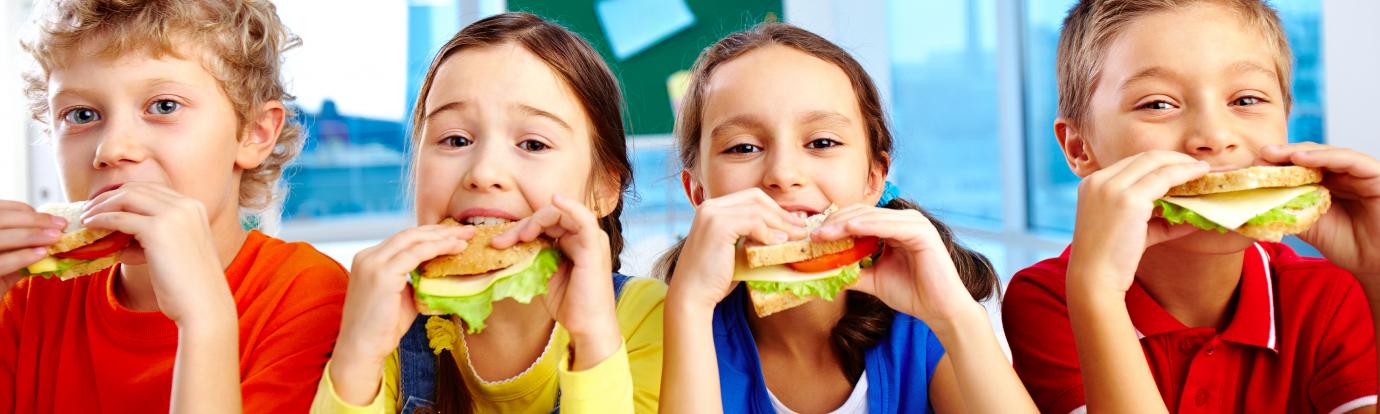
top-left (518, 139), bottom-right (549, 152)
top-left (724, 143), bottom-right (760, 154)
top-left (806, 138), bottom-right (841, 149)
top-left (441, 136), bottom-right (472, 147)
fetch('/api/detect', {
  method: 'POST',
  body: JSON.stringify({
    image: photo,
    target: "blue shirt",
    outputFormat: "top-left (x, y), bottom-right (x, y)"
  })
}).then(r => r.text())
top-left (712, 286), bottom-right (946, 413)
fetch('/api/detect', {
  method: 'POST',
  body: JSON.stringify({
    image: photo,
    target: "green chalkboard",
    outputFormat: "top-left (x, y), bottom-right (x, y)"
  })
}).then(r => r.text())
top-left (507, 0), bottom-right (783, 135)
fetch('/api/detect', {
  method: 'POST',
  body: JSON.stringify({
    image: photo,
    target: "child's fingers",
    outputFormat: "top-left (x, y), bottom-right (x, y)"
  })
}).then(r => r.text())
top-left (81, 211), bottom-right (147, 236)
top-left (1130, 161), bottom-right (1212, 199)
top-left (1286, 148), bottom-right (1380, 180)
top-left (1106, 151), bottom-right (1203, 192)
top-left (0, 200), bottom-right (37, 212)
top-left (0, 227), bottom-right (61, 251)
top-left (1260, 142), bottom-right (1329, 163)
top-left (0, 210), bottom-right (65, 231)
top-left (740, 189), bottom-right (808, 227)
top-left (386, 237), bottom-right (470, 274)
top-left (0, 247), bottom-right (49, 275)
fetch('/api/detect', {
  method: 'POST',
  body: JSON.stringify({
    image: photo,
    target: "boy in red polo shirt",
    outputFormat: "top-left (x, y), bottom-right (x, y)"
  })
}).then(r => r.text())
top-left (1003, 1), bottom-right (1380, 413)
top-left (0, 1), bottom-right (346, 412)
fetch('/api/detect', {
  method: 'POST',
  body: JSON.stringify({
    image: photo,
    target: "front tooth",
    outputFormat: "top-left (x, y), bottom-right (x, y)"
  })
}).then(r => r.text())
top-left (793, 211), bottom-right (808, 219)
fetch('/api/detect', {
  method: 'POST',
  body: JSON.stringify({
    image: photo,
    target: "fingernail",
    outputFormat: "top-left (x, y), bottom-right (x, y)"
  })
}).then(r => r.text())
top-left (31, 247), bottom-right (46, 255)
top-left (772, 231), bottom-right (788, 243)
top-left (51, 216), bottom-right (66, 227)
top-left (553, 194), bottom-right (565, 203)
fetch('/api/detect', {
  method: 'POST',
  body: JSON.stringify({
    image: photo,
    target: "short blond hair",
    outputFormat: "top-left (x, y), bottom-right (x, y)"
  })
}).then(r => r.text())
top-left (20, 0), bottom-right (303, 210)
top-left (1056, 0), bottom-right (1293, 127)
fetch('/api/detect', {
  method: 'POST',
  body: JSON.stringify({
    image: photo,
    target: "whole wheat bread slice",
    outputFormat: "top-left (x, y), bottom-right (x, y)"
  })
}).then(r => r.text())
top-left (1166, 166), bottom-right (1322, 197)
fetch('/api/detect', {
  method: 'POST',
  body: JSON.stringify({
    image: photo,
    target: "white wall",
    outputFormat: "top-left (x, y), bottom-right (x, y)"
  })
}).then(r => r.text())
top-left (1323, 1), bottom-right (1380, 157)
top-left (1, 0), bottom-right (30, 202)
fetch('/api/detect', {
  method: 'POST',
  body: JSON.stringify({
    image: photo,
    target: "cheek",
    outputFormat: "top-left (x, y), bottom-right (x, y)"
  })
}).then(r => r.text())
top-left (700, 159), bottom-right (759, 198)
top-left (415, 152), bottom-right (462, 212)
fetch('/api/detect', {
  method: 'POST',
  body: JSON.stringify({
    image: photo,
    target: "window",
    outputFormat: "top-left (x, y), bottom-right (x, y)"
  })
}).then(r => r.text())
top-left (887, 0), bottom-right (1002, 228)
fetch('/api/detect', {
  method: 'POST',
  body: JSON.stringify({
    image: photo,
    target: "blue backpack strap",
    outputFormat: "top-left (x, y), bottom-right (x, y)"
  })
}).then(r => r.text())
top-left (397, 315), bottom-right (437, 413)
top-left (550, 273), bottom-right (634, 414)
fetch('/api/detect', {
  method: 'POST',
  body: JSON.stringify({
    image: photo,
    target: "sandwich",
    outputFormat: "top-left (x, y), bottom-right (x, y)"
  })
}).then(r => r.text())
top-left (411, 218), bottom-right (561, 333)
top-left (22, 201), bottom-right (133, 280)
top-left (1155, 165), bottom-right (1331, 242)
top-left (733, 208), bottom-right (882, 317)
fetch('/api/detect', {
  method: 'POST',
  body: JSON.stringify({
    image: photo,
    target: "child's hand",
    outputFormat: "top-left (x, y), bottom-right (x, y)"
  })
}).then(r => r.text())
top-left (80, 182), bottom-right (235, 325)
top-left (492, 194), bottom-right (620, 369)
top-left (339, 225), bottom-right (473, 361)
top-left (1067, 151), bottom-right (1209, 295)
top-left (0, 201), bottom-right (66, 295)
top-left (813, 205), bottom-right (979, 325)
top-left (668, 188), bottom-right (807, 311)
top-left (1263, 143), bottom-right (1380, 278)
top-left (331, 223), bottom-right (473, 404)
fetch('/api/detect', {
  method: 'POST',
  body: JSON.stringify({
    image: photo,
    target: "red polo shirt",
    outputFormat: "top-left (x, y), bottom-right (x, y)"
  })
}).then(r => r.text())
top-left (1003, 242), bottom-right (1377, 414)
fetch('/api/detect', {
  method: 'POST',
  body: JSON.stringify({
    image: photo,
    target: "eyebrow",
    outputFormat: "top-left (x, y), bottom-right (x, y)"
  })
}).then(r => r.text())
top-left (517, 104), bottom-right (573, 133)
top-left (424, 101), bottom-right (464, 120)
top-left (800, 110), bottom-right (852, 127)
top-left (708, 114), bottom-right (768, 141)
top-left (1118, 66), bottom-right (1173, 91)
top-left (1226, 60), bottom-right (1277, 78)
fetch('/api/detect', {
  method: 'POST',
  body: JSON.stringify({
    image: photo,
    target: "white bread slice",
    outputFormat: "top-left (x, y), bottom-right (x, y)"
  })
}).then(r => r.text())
top-left (418, 219), bottom-right (552, 278)
top-left (749, 288), bottom-right (813, 317)
top-left (1166, 166), bottom-right (1322, 197)
top-left (743, 206), bottom-right (850, 268)
top-left (36, 202), bottom-right (115, 255)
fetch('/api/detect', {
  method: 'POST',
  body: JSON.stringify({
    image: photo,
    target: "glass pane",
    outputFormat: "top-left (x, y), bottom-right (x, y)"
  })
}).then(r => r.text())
top-left (275, 1), bottom-right (463, 223)
top-left (1022, 0), bottom-right (1325, 233)
top-left (887, 0), bottom-right (1002, 228)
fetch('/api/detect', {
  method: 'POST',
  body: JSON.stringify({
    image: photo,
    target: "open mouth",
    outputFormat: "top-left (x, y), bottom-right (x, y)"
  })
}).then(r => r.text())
top-left (462, 216), bottom-right (514, 225)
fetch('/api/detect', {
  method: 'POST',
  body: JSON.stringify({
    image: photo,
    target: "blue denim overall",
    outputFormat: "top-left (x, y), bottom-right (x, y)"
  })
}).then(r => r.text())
top-left (396, 273), bottom-right (633, 414)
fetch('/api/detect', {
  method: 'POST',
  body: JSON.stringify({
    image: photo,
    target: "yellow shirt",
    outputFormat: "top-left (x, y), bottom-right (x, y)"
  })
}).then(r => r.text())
top-left (313, 277), bottom-right (665, 414)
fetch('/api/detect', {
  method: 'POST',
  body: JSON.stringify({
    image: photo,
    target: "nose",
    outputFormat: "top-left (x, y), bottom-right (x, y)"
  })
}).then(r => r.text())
top-left (461, 138), bottom-right (515, 193)
top-left (1183, 106), bottom-right (1242, 157)
top-left (92, 117), bottom-right (147, 169)
top-left (762, 145), bottom-right (807, 192)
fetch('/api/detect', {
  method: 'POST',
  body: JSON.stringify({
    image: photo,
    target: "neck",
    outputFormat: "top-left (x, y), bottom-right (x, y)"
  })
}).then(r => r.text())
top-left (464, 297), bottom-right (556, 347)
top-left (117, 209), bottom-right (248, 313)
top-left (1136, 244), bottom-right (1245, 329)
top-left (746, 293), bottom-right (847, 360)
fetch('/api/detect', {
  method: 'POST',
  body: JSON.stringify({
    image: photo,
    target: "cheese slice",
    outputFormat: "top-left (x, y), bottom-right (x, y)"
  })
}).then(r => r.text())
top-left (732, 248), bottom-right (839, 282)
top-left (1160, 185), bottom-right (1319, 229)
top-left (414, 250), bottom-right (539, 297)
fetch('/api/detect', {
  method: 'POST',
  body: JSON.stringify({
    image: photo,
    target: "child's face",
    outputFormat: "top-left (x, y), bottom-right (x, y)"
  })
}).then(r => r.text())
top-left (46, 46), bottom-right (256, 226)
top-left (688, 45), bottom-right (883, 215)
top-left (414, 42), bottom-right (606, 226)
top-left (1061, 3), bottom-right (1289, 252)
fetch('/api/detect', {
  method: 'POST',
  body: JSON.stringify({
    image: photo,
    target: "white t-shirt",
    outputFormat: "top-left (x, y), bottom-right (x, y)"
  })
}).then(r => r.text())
top-left (766, 371), bottom-right (869, 414)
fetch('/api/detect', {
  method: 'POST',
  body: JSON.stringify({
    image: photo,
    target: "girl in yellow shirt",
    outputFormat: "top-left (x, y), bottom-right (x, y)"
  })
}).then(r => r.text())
top-left (312, 12), bottom-right (664, 414)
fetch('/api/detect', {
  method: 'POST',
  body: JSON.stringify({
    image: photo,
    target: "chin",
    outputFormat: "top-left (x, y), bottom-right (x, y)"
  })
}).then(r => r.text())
top-left (1155, 230), bottom-right (1259, 255)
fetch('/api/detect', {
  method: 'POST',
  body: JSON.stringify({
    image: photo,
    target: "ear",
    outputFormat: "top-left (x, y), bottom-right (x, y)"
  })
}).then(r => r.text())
top-left (591, 175), bottom-right (621, 219)
top-left (1054, 117), bottom-right (1100, 178)
top-left (864, 151), bottom-right (890, 205)
top-left (236, 100), bottom-right (287, 170)
top-left (680, 169), bottom-right (706, 207)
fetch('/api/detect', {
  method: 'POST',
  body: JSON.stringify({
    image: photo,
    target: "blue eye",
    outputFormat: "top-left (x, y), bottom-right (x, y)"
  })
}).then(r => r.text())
top-left (806, 138), bottom-right (841, 149)
top-left (518, 139), bottom-right (549, 152)
top-left (63, 108), bottom-right (101, 125)
top-left (148, 100), bottom-right (180, 115)
top-left (441, 136), bottom-right (472, 148)
top-left (724, 143), bottom-right (761, 154)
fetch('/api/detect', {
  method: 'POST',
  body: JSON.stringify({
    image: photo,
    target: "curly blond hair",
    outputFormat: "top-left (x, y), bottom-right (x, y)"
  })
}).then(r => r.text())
top-left (20, 0), bottom-right (303, 210)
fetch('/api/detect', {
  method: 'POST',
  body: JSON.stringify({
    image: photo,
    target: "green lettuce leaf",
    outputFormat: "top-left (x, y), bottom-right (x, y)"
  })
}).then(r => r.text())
top-left (1156, 189), bottom-right (1325, 232)
top-left (411, 248), bottom-right (561, 333)
top-left (745, 262), bottom-right (861, 301)
top-left (19, 257), bottom-right (86, 279)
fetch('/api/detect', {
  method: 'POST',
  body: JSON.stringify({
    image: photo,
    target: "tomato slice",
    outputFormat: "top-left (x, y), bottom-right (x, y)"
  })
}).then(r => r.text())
top-left (54, 232), bottom-right (134, 260)
top-left (786, 237), bottom-right (881, 273)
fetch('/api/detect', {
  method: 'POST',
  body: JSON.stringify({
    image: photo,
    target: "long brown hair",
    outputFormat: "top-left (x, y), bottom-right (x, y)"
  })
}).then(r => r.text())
top-left (408, 12), bottom-right (632, 413)
top-left (651, 22), bottom-right (998, 383)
